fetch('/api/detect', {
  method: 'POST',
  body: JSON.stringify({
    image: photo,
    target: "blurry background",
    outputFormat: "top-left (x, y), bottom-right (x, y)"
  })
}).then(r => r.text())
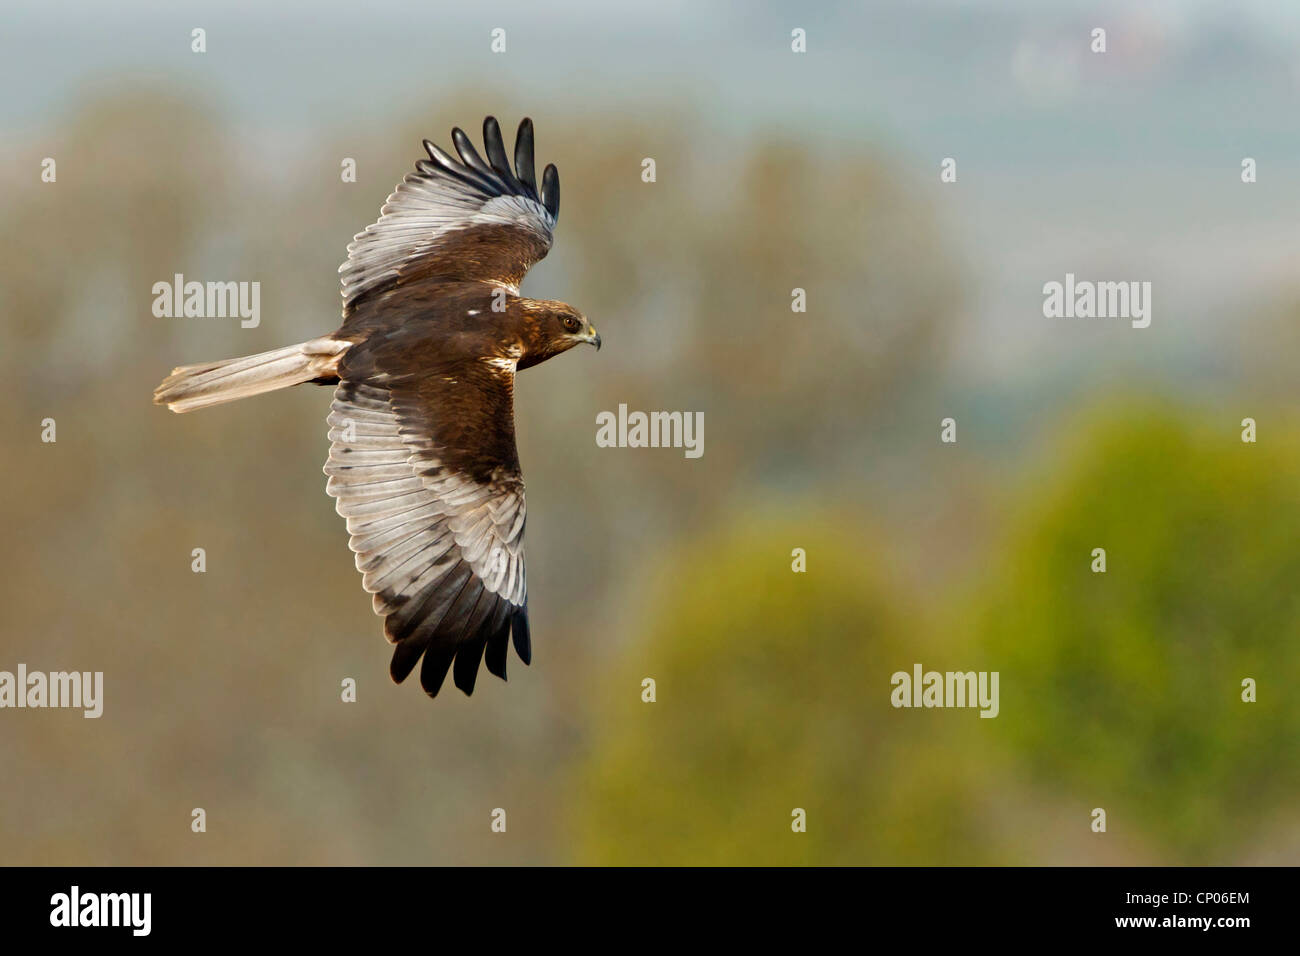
top-left (1, 0), bottom-right (1297, 865)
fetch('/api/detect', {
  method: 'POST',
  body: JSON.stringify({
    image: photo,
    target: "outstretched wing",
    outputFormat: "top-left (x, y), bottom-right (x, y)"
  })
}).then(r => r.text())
top-left (323, 352), bottom-right (529, 697)
top-left (339, 116), bottom-right (560, 313)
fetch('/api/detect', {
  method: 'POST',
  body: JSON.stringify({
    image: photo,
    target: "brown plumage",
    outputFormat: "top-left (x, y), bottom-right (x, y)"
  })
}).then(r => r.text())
top-left (154, 117), bottom-right (599, 697)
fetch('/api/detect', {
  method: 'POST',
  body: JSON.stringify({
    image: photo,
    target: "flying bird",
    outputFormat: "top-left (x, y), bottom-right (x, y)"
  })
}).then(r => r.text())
top-left (154, 117), bottom-right (599, 698)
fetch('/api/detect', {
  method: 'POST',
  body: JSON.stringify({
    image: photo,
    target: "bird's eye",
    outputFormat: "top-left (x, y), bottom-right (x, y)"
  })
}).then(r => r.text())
top-left (562, 315), bottom-right (581, 333)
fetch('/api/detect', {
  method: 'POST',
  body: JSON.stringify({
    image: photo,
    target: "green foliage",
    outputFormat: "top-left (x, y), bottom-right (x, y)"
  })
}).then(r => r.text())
top-left (566, 515), bottom-right (1003, 865)
top-left (569, 408), bottom-right (1300, 865)
top-left (976, 403), bottom-right (1300, 861)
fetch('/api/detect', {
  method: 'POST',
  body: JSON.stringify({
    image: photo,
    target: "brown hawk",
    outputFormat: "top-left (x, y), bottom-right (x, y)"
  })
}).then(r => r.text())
top-left (154, 117), bottom-right (599, 698)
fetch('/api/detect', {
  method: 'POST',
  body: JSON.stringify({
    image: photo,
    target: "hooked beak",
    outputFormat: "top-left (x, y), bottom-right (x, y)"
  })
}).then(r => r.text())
top-left (585, 328), bottom-right (601, 351)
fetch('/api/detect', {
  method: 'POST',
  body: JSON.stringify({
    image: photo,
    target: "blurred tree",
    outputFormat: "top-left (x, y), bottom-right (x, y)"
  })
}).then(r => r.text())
top-left (565, 513), bottom-right (1005, 865)
top-left (973, 402), bottom-right (1300, 862)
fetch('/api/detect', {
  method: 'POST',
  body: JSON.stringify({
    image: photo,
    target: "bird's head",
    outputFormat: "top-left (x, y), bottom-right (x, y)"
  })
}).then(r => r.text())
top-left (514, 297), bottom-right (601, 368)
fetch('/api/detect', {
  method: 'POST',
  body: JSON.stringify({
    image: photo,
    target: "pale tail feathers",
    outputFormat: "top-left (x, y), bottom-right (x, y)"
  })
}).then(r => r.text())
top-left (154, 337), bottom-right (350, 413)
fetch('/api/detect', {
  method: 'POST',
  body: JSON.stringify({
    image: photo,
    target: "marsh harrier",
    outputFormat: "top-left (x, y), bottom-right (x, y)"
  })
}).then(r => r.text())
top-left (155, 117), bottom-right (599, 698)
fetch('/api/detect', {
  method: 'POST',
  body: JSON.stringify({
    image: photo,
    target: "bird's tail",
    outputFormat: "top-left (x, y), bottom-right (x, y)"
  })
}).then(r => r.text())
top-left (153, 337), bottom-right (350, 413)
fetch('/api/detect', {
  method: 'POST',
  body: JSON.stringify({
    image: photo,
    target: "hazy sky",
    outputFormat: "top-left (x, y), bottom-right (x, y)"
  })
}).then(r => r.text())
top-left (5, 0), bottom-right (1297, 380)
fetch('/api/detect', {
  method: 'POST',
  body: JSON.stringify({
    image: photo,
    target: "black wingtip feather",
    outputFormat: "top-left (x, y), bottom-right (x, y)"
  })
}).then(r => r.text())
top-left (390, 638), bottom-right (425, 684)
top-left (484, 613), bottom-right (511, 681)
top-left (482, 117), bottom-right (523, 193)
top-left (511, 608), bottom-right (532, 665)
top-left (453, 635), bottom-right (488, 696)
top-left (540, 163), bottom-right (559, 218)
top-left (418, 645), bottom-right (457, 698)
top-left (514, 118), bottom-right (537, 196)
top-left (422, 141), bottom-right (502, 195)
top-left (451, 126), bottom-right (497, 183)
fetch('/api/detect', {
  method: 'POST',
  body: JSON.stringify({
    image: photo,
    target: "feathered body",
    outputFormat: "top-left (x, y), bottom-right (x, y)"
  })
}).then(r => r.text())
top-left (154, 117), bottom-right (599, 697)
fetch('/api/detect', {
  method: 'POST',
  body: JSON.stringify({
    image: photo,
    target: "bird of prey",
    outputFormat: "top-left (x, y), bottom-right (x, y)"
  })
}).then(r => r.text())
top-left (154, 117), bottom-right (599, 698)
